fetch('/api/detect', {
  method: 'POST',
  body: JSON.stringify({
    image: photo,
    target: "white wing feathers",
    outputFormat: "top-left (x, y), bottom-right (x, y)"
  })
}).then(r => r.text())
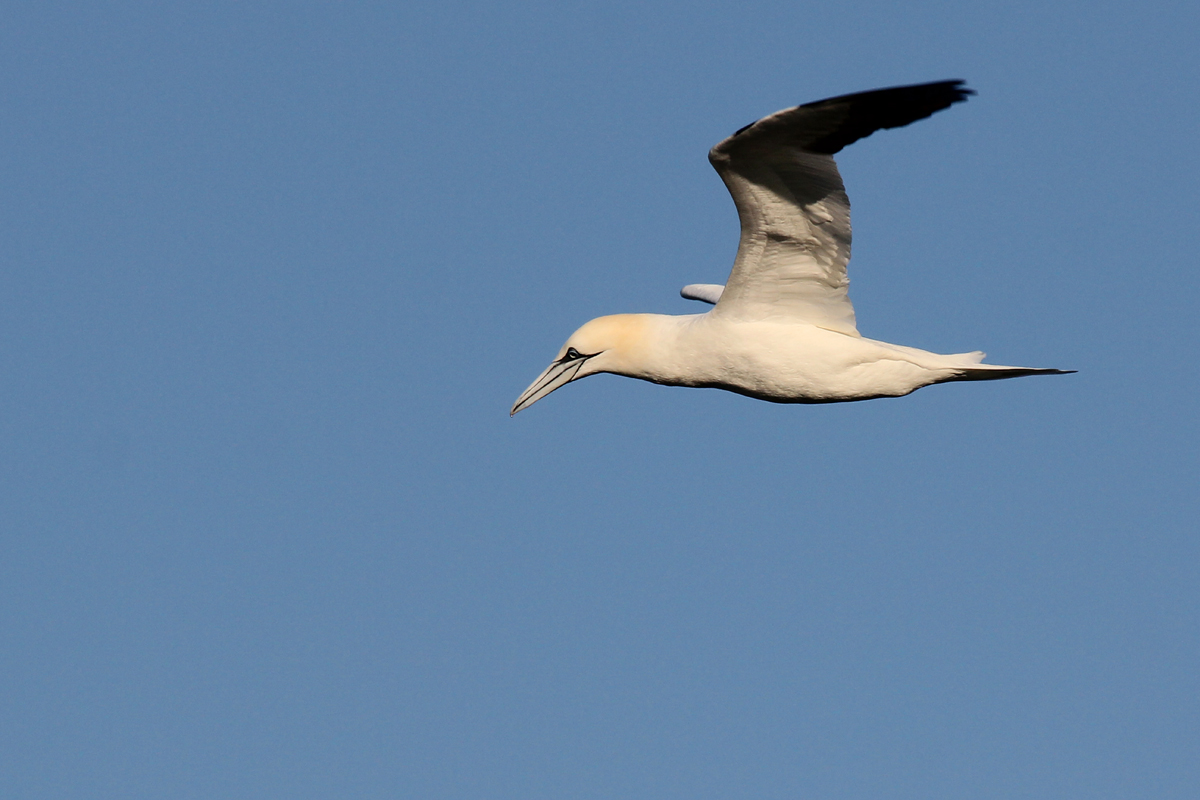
top-left (680, 284), bottom-right (724, 304)
top-left (706, 81), bottom-right (974, 334)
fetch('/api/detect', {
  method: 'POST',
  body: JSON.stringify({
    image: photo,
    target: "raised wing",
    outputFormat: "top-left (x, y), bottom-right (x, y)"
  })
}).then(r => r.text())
top-left (707, 81), bottom-right (974, 333)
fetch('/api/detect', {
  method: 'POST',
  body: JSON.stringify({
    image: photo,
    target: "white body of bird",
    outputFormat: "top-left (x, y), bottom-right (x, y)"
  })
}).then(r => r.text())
top-left (512, 81), bottom-right (1071, 415)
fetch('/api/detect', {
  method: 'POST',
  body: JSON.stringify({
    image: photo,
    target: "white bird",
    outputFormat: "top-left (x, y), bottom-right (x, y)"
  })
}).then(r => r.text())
top-left (512, 81), bottom-right (1072, 415)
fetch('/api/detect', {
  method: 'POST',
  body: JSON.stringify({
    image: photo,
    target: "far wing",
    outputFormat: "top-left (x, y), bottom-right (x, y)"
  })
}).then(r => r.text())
top-left (707, 81), bottom-right (974, 333)
top-left (680, 284), bottom-right (724, 305)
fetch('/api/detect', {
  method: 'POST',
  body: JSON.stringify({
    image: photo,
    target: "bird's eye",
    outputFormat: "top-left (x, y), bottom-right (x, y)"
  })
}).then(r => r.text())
top-left (563, 347), bottom-right (584, 361)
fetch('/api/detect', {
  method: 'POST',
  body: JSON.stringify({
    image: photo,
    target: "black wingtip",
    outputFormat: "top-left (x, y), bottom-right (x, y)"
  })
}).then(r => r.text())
top-left (732, 120), bottom-right (756, 137)
top-left (724, 80), bottom-right (975, 152)
top-left (800, 79), bottom-right (975, 109)
top-left (801, 79), bottom-right (976, 154)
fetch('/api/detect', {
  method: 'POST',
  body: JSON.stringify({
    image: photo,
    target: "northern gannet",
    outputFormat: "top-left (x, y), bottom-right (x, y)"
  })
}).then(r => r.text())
top-left (512, 81), bottom-right (1072, 415)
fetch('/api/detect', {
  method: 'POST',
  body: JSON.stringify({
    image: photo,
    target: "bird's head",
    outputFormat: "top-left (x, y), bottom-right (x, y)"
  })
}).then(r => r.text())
top-left (510, 314), bottom-right (652, 415)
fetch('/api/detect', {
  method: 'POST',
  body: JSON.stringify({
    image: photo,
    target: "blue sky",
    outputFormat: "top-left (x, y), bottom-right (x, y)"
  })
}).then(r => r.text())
top-left (2, 2), bottom-right (1198, 798)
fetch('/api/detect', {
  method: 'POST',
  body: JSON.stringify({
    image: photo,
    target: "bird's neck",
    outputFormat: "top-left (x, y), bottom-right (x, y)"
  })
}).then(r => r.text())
top-left (600, 313), bottom-right (702, 384)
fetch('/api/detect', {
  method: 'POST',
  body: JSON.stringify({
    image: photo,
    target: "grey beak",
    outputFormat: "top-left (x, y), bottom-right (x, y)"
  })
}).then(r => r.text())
top-left (510, 357), bottom-right (589, 415)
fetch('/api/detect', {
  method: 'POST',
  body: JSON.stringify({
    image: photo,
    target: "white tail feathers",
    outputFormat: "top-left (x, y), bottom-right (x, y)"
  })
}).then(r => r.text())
top-left (952, 350), bottom-right (987, 364)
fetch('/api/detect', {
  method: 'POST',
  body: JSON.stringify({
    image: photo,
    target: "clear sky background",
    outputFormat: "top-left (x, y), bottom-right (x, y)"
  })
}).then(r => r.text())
top-left (2, 2), bottom-right (1198, 798)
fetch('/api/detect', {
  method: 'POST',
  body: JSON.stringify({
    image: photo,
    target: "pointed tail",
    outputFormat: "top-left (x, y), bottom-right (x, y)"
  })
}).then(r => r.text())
top-left (949, 365), bottom-right (1076, 382)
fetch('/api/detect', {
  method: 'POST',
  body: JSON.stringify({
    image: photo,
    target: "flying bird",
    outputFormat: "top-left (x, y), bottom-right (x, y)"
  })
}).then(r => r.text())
top-left (512, 81), bottom-right (1072, 415)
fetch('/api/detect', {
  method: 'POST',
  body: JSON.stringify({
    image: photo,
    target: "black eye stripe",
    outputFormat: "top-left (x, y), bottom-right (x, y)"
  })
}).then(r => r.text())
top-left (562, 347), bottom-right (585, 362)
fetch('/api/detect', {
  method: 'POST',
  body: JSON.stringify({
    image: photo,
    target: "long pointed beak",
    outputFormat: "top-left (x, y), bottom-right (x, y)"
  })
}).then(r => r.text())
top-left (511, 357), bottom-right (590, 416)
